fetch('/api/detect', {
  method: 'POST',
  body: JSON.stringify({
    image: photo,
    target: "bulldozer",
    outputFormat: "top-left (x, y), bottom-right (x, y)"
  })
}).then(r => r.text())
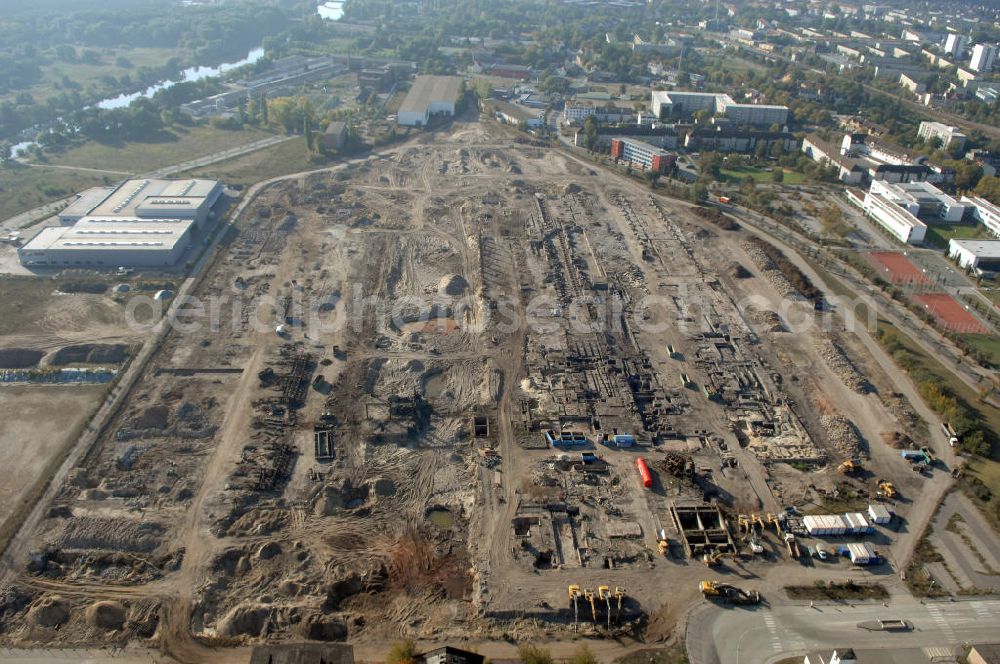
top-left (699, 580), bottom-right (761, 605)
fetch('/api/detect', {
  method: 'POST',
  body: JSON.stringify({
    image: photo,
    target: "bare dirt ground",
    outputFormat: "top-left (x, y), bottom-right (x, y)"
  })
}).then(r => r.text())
top-left (0, 385), bottom-right (106, 526)
top-left (0, 120), bottom-right (937, 661)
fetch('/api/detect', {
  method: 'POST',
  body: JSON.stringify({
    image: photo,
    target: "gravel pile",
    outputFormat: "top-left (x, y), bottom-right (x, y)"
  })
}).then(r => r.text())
top-left (821, 415), bottom-right (867, 459)
top-left (815, 336), bottom-right (870, 394)
top-left (741, 241), bottom-right (797, 299)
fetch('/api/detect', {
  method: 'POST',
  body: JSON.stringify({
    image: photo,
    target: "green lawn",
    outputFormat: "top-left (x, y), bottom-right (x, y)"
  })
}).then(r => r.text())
top-left (177, 135), bottom-right (318, 186)
top-left (959, 334), bottom-right (1000, 368)
top-left (48, 124), bottom-right (276, 174)
top-left (720, 165), bottom-right (805, 185)
top-left (924, 223), bottom-right (991, 250)
top-left (0, 163), bottom-right (109, 222)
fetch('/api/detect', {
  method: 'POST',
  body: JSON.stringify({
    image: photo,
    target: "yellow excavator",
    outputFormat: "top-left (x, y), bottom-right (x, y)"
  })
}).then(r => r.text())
top-left (613, 587), bottom-right (624, 624)
top-left (583, 588), bottom-right (597, 623)
top-left (737, 514), bottom-right (751, 536)
top-left (700, 580), bottom-right (761, 605)
top-left (838, 459), bottom-right (860, 475)
top-left (767, 512), bottom-right (783, 535)
top-left (598, 585), bottom-right (612, 629)
top-left (751, 513), bottom-right (765, 533)
top-left (877, 479), bottom-right (896, 499)
top-left (568, 585), bottom-right (581, 631)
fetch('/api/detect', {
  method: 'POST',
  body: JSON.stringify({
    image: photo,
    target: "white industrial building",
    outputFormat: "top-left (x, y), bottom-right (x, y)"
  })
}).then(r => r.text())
top-left (862, 186), bottom-right (928, 245)
top-left (917, 121), bottom-right (967, 151)
top-left (962, 195), bottom-right (1000, 237)
top-left (650, 90), bottom-right (788, 126)
top-left (869, 179), bottom-right (966, 221)
top-left (19, 178), bottom-right (222, 268)
top-left (948, 239), bottom-right (1000, 272)
top-left (396, 75), bottom-right (463, 126)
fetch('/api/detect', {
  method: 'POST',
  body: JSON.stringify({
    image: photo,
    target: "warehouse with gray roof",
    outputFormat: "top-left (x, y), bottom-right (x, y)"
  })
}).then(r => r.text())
top-left (19, 178), bottom-right (223, 268)
top-left (397, 75), bottom-right (463, 126)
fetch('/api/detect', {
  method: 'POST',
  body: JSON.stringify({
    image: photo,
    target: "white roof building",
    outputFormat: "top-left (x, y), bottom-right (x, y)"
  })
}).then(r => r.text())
top-left (948, 239), bottom-right (1000, 272)
top-left (397, 75), bottom-right (463, 127)
top-left (650, 90), bottom-right (788, 126)
top-left (20, 178), bottom-right (222, 269)
top-left (961, 195), bottom-right (1000, 238)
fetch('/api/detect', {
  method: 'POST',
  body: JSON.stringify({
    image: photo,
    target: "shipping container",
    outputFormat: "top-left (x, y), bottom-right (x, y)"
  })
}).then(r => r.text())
top-left (635, 457), bottom-right (653, 488)
top-left (868, 504), bottom-right (892, 525)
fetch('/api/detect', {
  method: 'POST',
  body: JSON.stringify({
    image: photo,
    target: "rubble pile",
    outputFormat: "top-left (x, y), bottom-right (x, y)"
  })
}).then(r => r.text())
top-left (815, 337), bottom-right (870, 394)
top-left (659, 452), bottom-right (693, 477)
top-left (741, 241), bottom-right (797, 299)
top-left (821, 415), bottom-right (866, 459)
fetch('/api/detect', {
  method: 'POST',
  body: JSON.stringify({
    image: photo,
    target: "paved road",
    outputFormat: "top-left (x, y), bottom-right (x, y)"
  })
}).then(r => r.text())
top-left (687, 596), bottom-right (1000, 664)
top-left (931, 492), bottom-right (1000, 593)
top-left (0, 134), bottom-right (295, 232)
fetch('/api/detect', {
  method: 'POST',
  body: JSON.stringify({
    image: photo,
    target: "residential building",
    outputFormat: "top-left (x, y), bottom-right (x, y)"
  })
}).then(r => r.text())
top-left (962, 196), bottom-right (1000, 237)
top-left (563, 104), bottom-right (638, 125)
top-left (685, 128), bottom-right (798, 153)
top-left (397, 75), bottom-right (463, 126)
top-left (976, 87), bottom-right (999, 103)
top-left (18, 178), bottom-right (222, 268)
top-left (650, 90), bottom-right (788, 126)
top-left (801, 136), bottom-right (865, 184)
top-left (917, 121), bottom-right (967, 151)
top-left (899, 73), bottom-right (927, 95)
top-left (610, 138), bottom-right (676, 173)
top-left (944, 32), bottom-right (968, 58)
top-left (970, 44), bottom-right (998, 73)
top-left (575, 125), bottom-right (679, 150)
top-left (322, 121), bottom-right (348, 151)
top-left (948, 239), bottom-right (1000, 272)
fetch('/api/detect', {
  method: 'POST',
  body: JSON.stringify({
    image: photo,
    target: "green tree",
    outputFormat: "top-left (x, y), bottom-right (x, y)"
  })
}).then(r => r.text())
top-left (582, 115), bottom-right (598, 152)
top-left (645, 169), bottom-right (661, 188)
top-left (518, 644), bottom-right (554, 664)
top-left (771, 168), bottom-right (784, 183)
top-left (386, 640), bottom-right (418, 664)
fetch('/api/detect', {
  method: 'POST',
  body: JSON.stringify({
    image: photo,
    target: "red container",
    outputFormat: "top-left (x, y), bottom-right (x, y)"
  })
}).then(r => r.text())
top-left (635, 456), bottom-right (653, 488)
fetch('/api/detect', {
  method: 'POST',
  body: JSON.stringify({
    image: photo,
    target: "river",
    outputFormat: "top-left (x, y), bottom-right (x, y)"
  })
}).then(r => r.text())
top-left (12, 46), bottom-right (266, 156)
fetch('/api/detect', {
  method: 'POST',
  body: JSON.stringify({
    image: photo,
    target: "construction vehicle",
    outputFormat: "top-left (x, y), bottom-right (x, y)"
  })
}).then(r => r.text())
top-left (767, 512), bottom-right (783, 535)
top-left (877, 479), bottom-right (896, 499)
top-left (699, 580), bottom-right (761, 605)
top-left (656, 530), bottom-right (669, 557)
top-left (751, 513), bottom-right (765, 533)
top-left (838, 459), bottom-right (860, 475)
top-left (748, 536), bottom-right (764, 555)
top-left (737, 514), bottom-right (751, 536)
top-left (613, 587), bottom-right (624, 624)
top-left (583, 588), bottom-right (597, 623)
top-left (784, 533), bottom-right (800, 558)
top-left (702, 551), bottom-right (723, 566)
top-left (568, 585), bottom-right (581, 631)
top-left (598, 585), bottom-right (612, 629)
